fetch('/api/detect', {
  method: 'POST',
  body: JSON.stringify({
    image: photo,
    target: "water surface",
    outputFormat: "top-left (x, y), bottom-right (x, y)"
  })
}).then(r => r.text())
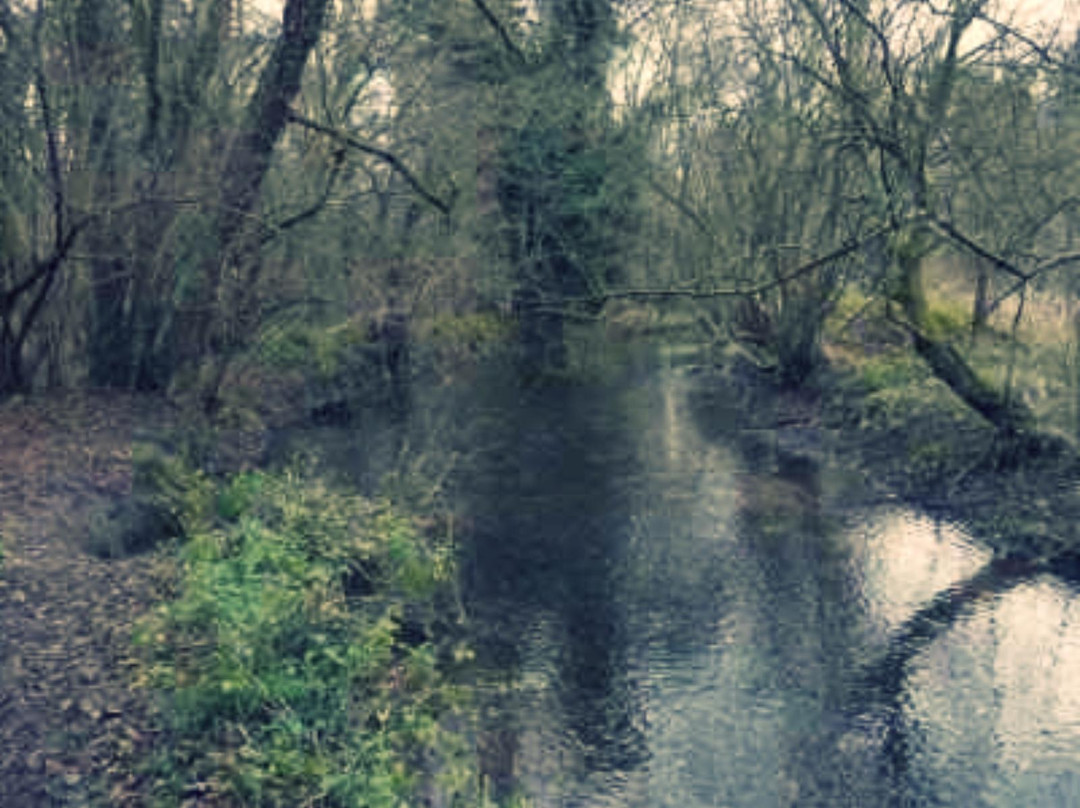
top-left (269, 359), bottom-right (1080, 806)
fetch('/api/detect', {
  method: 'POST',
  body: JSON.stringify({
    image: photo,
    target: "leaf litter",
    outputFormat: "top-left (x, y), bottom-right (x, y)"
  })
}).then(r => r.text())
top-left (0, 392), bottom-right (184, 806)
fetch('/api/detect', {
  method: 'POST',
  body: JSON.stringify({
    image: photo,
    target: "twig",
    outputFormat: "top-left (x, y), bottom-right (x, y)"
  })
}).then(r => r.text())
top-left (646, 176), bottom-right (717, 242)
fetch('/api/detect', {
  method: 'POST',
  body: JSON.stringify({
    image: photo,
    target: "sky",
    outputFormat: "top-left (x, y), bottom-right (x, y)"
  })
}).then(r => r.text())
top-left (250, 0), bottom-right (1079, 28)
top-left (245, 0), bottom-right (1080, 71)
top-left (246, 0), bottom-right (1079, 114)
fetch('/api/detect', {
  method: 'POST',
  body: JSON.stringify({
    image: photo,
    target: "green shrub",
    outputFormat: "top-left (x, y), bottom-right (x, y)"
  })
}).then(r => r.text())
top-left (923, 300), bottom-right (971, 340)
top-left (905, 439), bottom-right (953, 487)
top-left (258, 323), bottom-right (318, 370)
top-left (258, 319), bottom-right (375, 381)
top-left (216, 471), bottom-right (266, 521)
top-left (829, 288), bottom-right (872, 322)
top-left (431, 312), bottom-right (512, 347)
top-left (134, 443), bottom-right (216, 530)
top-left (132, 471), bottom-right (488, 807)
top-left (858, 353), bottom-right (926, 392)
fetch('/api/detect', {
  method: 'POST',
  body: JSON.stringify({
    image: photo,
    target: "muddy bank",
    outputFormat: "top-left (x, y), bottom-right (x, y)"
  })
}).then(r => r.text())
top-left (686, 349), bottom-right (1080, 566)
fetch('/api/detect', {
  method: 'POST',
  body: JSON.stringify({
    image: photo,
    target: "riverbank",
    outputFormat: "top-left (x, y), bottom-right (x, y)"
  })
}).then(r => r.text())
top-left (684, 321), bottom-right (1080, 569)
top-left (822, 357), bottom-right (1080, 564)
top-left (0, 390), bottom-right (501, 806)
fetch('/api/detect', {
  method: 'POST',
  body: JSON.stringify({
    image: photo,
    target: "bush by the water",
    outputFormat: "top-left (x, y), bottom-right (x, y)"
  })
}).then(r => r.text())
top-left (87, 443), bottom-right (216, 558)
top-left (131, 469), bottom-right (495, 807)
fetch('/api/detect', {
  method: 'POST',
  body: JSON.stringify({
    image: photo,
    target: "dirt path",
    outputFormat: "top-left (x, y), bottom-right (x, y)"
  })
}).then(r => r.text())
top-left (0, 392), bottom-right (182, 806)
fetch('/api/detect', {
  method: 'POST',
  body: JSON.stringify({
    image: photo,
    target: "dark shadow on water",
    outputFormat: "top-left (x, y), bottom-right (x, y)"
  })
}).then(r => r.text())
top-left (458, 377), bottom-right (650, 790)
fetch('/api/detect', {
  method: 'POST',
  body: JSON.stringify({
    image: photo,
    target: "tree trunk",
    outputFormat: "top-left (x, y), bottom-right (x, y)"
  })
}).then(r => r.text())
top-left (483, 0), bottom-right (616, 378)
top-left (0, 319), bottom-right (23, 393)
top-left (1074, 306), bottom-right (1080, 443)
top-left (898, 233), bottom-right (1035, 440)
top-left (911, 330), bottom-right (1034, 435)
top-left (971, 256), bottom-right (990, 336)
top-left (187, 0), bottom-right (330, 407)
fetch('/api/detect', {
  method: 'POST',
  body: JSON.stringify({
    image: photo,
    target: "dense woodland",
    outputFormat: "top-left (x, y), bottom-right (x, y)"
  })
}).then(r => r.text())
top-left (0, 0), bottom-right (1077, 424)
top-left (4, 0), bottom-right (1080, 804)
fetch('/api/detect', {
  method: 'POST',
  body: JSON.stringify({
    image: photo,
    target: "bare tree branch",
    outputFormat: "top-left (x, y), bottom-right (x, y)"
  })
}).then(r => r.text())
top-left (285, 108), bottom-right (453, 215)
top-left (989, 251), bottom-right (1080, 315)
top-left (261, 149), bottom-right (347, 242)
top-left (1, 221), bottom-right (86, 312)
top-left (563, 223), bottom-right (897, 307)
top-left (928, 217), bottom-right (1029, 280)
top-left (973, 10), bottom-right (1080, 74)
top-left (646, 175), bottom-right (717, 242)
top-left (469, 0), bottom-right (526, 65)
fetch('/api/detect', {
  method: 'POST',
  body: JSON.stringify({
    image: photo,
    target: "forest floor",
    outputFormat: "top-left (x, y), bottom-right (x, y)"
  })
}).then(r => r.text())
top-left (0, 392), bottom-right (183, 806)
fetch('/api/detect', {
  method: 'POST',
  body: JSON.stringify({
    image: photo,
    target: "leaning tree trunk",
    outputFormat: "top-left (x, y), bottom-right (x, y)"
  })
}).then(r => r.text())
top-left (188, 0), bottom-right (330, 410)
top-left (911, 331), bottom-right (1034, 435)
top-left (898, 239), bottom-right (1040, 455)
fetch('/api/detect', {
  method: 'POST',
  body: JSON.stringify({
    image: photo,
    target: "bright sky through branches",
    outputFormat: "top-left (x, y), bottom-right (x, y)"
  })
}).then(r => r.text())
top-left (251, 0), bottom-right (1078, 26)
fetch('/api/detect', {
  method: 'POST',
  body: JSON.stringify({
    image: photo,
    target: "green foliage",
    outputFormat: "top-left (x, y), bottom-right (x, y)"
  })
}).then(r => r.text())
top-left (857, 353), bottom-right (927, 393)
top-left (257, 321), bottom-right (362, 379)
top-left (825, 289), bottom-right (869, 333)
top-left (849, 364), bottom-right (979, 445)
top-left (923, 300), bottom-right (971, 341)
top-left (256, 318), bottom-right (383, 403)
top-left (904, 438), bottom-right (953, 487)
top-left (133, 442), bottom-right (216, 533)
top-left (250, 316), bottom-right (400, 419)
top-left (430, 312), bottom-right (512, 350)
top-left (216, 471), bottom-right (266, 521)
top-left (423, 312), bottom-right (516, 379)
top-left (131, 471), bottom-right (488, 807)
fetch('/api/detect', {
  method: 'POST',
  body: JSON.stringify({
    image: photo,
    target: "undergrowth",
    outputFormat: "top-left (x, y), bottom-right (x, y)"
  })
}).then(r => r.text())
top-left (130, 467), bottom-right (507, 807)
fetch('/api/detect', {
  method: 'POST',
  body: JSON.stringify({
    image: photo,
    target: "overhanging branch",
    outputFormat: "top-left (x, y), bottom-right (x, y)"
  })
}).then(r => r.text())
top-left (973, 11), bottom-right (1080, 74)
top-left (989, 250), bottom-right (1080, 316)
top-left (285, 109), bottom-right (452, 215)
top-left (261, 149), bottom-right (347, 243)
top-left (560, 223), bottom-right (897, 308)
top-left (929, 217), bottom-right (1029, 280)
top-left (646, 176), bottom-right (717, 242)
top-left (470, 0), bottom-right (526, 65)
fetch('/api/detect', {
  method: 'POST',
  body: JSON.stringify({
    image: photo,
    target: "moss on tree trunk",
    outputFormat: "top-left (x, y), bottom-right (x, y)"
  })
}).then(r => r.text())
top-left (911, 330), bottom-right (1034, 435)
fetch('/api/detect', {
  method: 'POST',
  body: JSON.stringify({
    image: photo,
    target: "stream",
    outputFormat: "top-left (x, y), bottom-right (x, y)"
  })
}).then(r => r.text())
top-left (266, 351), bottom-right (1080, 806)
